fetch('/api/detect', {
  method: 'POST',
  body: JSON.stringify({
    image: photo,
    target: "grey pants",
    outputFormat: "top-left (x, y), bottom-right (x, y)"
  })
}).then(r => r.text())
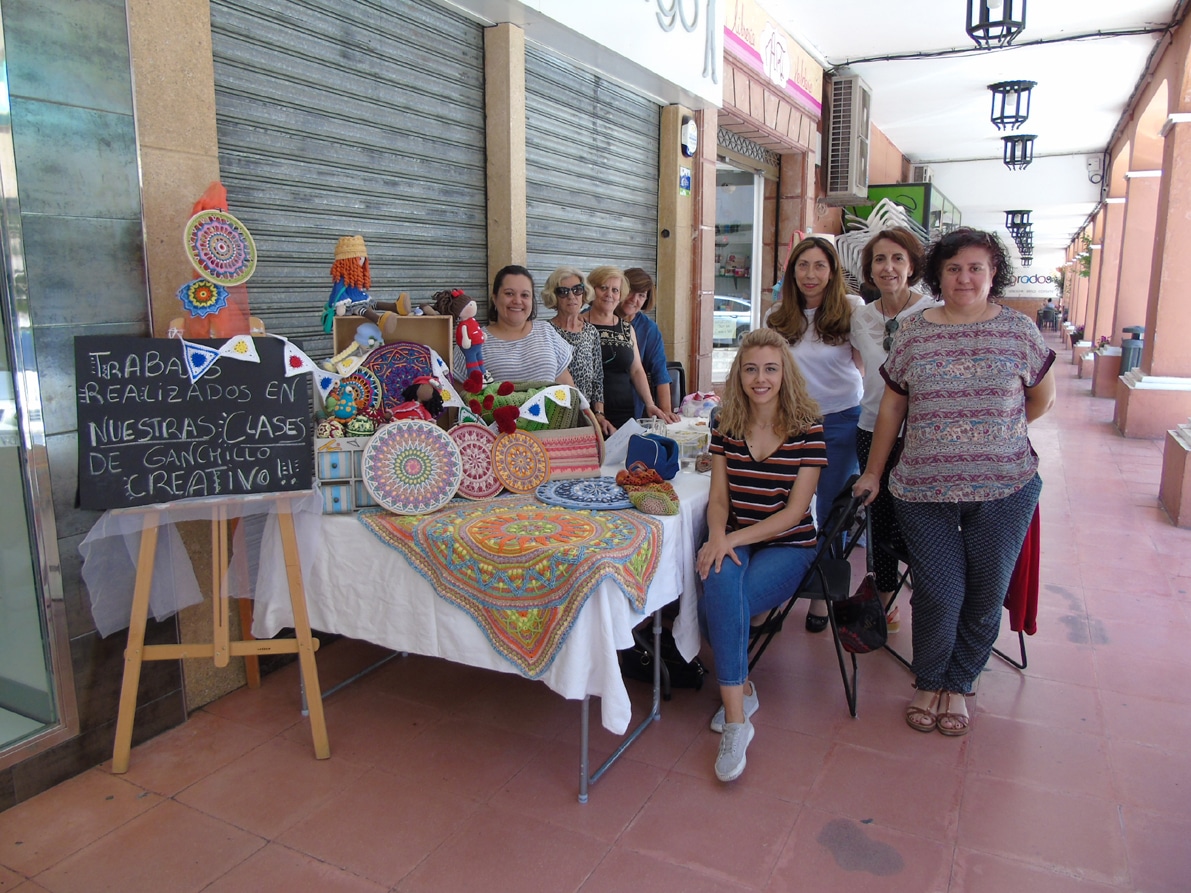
top-left (894, 475), bottom-right (1041, 693)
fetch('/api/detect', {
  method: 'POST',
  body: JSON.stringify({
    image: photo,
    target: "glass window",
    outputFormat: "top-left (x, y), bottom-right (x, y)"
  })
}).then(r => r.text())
top-left (712, 165), bottom-right (762, 382)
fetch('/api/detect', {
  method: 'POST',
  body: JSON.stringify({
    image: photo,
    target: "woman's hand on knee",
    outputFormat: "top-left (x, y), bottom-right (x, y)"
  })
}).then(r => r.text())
top-left (697, 536), bottom-right (740, 580)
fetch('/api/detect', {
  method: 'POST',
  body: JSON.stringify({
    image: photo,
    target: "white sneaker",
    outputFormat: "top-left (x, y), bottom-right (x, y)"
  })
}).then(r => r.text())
top-left (715, 719), bottom-right (755, 782)
top-left (709, 682), bottom-right (759, 733)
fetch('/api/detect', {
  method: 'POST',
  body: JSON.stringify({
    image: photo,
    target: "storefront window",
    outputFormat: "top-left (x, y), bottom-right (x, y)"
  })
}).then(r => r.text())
top-left (712, 165), bottom-right (762, 382)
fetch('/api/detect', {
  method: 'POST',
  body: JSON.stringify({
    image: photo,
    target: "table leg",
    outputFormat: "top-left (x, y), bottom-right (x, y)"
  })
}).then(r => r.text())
top-left (577, 609), bottom-right (664, 802)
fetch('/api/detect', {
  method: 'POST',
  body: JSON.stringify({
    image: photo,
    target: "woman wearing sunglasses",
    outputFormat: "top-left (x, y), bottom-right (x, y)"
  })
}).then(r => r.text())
top-left (543, 266), bottom-right (604, 412)
top-left (849, 228), bottom-right (939, 633)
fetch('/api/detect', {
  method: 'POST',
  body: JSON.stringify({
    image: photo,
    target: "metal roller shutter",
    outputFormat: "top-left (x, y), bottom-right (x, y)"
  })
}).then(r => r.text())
top-left (209, 0), bottom-right (488, 355)
top-left (524, 43), bottom-right (661, 286)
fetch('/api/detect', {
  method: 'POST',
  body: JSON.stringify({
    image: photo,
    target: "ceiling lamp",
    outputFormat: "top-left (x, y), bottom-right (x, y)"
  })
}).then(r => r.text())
top-left (989, 80), bottom-right (1036, 130)
top-left (1002, 134), bottom-right (1035, 170)
top-left (966, 0), bottom-right (1027, 49)
top-left (1004, 210), bottom-right (1032, 232)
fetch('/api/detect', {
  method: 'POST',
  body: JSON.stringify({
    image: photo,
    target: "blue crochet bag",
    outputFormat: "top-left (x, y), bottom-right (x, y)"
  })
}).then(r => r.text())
top-left (625, 433), bottom-right (680, 481)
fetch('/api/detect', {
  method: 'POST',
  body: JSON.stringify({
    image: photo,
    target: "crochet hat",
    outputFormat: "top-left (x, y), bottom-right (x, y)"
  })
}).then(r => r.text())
top-left (334, 235), bottom-right (368, 261)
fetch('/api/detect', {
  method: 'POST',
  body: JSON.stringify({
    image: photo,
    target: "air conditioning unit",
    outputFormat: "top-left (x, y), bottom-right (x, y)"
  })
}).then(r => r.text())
top-left (826, 73), bottom-right (872, 203)
top-left (911, 164), bottom-right (934, 183)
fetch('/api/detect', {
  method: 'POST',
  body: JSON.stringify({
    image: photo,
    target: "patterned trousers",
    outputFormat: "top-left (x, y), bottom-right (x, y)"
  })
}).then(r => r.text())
top-left (894, 474), bottom-right (1041, 693)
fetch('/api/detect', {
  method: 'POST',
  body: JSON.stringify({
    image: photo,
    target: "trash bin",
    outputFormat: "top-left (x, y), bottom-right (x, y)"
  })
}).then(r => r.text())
top-left (1120, 326), bottom-right (1144, 374)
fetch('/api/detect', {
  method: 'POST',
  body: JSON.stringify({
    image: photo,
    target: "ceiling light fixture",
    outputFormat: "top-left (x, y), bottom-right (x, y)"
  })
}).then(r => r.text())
top-left (989, 80), bottom-right (1036, 130)
top-left (1004, 210), bottom-right (1032, 232)
top-left (1002, 134), bottom-right (1035, 170)
top-left (966, 0), bottom-right (1027, 49)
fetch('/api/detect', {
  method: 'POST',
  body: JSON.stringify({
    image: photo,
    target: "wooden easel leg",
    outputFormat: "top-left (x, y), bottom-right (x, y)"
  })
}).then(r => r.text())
top-left (112, 518), bottom-right (160, 774)
top-left (277, 506), bottom-right (330, 759)
top-left (237, 599), bottom-right (261, 688)
top-left (212, 508), bottom-right (230, 669)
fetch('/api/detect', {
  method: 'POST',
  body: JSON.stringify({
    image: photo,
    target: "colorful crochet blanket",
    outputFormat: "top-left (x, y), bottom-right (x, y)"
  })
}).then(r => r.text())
top-left (358, 497), bottom-right (661, 677)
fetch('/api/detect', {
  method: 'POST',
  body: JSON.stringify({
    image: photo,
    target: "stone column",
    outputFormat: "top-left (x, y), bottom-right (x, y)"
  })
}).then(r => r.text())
top-left (690, 107), bottom-right (718, 393)
top-left (1091, 200), bottom-right (1125, 344)
top-left (656, 104), bottom-right (696, 392)
top-left (484, 24), bottom-right (527, 281)
top-left (1115, 117), bottom-right (1191, 437)
top-left (1110, 171), bottom-right (1162, 342)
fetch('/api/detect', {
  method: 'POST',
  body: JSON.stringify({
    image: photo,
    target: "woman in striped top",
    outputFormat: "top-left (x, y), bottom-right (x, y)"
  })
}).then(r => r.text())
top-left (698, 328), bottom-right (827, 782)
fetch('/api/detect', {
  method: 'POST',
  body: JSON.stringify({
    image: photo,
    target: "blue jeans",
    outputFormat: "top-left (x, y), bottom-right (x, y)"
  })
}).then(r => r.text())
top-left (700, 542), bottom-right (817, 686)
top-left (815, 406), bottom-right (861, 526)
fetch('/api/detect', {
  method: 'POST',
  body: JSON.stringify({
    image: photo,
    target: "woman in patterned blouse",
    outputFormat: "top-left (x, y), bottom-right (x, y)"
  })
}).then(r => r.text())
top-left (698, 327), bottom-right (826, 782)
top-left (543, 266), bottom-right (603, 412)
top-left (855, 228), bottom-right (1056, 738)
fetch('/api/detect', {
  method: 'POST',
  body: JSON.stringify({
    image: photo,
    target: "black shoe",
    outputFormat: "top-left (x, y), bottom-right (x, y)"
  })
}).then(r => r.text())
top-left (805, 612), bottom-right (829, 633)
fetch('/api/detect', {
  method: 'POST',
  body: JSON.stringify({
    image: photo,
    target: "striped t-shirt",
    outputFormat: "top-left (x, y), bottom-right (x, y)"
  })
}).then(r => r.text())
top-left (710, 423), bottom-right (827, 546)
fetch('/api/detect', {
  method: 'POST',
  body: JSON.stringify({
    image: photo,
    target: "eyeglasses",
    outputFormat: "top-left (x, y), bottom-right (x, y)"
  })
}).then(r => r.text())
top-left (554, 284), bottom-right (586, 298)
top-left (882, 317), bottom-right (900, 352)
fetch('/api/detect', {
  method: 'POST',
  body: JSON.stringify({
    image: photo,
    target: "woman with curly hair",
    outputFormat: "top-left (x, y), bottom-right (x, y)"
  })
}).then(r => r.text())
top-left (855, 227), bottom-right (1055, 738)
top-left (767, 236), bottom-right (863, 632)
top-left (698, 327), bottom-right (825, 782)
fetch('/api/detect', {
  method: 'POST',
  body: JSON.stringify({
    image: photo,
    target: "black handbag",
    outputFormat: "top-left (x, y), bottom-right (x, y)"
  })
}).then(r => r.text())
top-left (619, 625), bottom-right (705, 700)
top-left (834, 509), bottom-right (889, 654)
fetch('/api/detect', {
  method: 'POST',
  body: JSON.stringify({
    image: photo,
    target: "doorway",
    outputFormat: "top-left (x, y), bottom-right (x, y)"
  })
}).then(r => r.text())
top-left (712, 164), bottom-right (763, 382)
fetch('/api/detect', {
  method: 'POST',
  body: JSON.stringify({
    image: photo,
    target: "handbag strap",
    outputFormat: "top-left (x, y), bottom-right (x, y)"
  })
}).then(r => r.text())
top-left (865, 504), bottom-right (875, 575)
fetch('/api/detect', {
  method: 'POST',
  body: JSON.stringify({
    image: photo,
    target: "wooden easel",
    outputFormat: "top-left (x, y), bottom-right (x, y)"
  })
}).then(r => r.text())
top-left (110, 493), bottom-right (329, 773)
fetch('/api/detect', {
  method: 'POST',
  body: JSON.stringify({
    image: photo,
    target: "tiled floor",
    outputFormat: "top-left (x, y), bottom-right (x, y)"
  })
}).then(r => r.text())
top-left (3, 328), bottom-right (1190, 892)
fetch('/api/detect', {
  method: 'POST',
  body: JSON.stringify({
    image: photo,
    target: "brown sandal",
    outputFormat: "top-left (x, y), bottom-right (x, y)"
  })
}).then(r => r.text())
top-left (905, 689), bottom-right (940, 733)
top-left (937, 691), bottom-right (971, 737)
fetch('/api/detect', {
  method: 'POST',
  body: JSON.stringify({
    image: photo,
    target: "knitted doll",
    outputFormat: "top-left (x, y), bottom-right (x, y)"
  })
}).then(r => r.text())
top-left (432, 289), bottom-right (487, 392)
top-left (321, 235), bottom-right (411, 339)
top-left (390, 376), bottom-right (446, 422)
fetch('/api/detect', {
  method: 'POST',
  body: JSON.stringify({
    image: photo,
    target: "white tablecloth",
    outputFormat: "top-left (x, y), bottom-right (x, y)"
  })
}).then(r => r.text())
top-left (252, 469), bottom-right (709, 734)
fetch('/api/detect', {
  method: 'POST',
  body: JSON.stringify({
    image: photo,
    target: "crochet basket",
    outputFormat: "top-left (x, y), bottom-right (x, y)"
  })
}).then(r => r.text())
top-left (530, 408), bottom-right (605, 480)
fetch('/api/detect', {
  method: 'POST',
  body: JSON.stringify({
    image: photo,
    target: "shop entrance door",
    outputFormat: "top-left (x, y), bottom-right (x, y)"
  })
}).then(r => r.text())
top-left (712, 165), bottom-right (763, 382)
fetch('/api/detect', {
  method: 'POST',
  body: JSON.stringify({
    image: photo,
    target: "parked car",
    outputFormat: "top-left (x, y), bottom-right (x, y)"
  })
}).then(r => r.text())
top-left (713, 295), bottom-right (752, 346)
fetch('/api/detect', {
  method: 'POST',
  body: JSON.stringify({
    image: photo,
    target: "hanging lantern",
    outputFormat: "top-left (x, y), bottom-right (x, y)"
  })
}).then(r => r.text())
top-left (989, 80), bottom-right (1036, 130)
top-left (1002, 134), bottom-right (1035, 170)
top-left (966, 0), bottom-right (1027, 49)
top-left (1004, 210), bottom-right (1032, 233)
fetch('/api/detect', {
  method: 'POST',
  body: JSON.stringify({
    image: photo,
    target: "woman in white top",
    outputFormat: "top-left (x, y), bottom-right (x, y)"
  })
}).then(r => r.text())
top-left (849, 228), bottom-right (940, 633)
top-left (767, 237), bottom-right (862, 632)
top-left (452, 264), bottom-right (574, 386)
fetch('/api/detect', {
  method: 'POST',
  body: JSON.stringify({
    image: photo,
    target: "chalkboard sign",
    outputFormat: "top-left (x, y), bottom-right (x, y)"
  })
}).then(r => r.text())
top-left (75, 336), bottom-right (313, 510)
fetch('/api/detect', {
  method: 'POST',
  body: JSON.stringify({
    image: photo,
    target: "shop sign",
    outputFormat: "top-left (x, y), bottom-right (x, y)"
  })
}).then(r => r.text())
top-left (521, 0), bottom-right (726, 106)
top-left (723, 0), bottom-right (822, 115)
top-left (1004, 270), bottom-right (1061, 299)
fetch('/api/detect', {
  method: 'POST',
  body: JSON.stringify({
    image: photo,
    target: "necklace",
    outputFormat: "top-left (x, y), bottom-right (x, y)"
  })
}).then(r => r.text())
top-left (879, 290), bottom-right (913, 321)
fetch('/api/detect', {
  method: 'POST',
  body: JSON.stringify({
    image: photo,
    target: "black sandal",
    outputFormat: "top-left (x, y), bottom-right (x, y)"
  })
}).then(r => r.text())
top-left (804, 611), bottom-right (828, 633)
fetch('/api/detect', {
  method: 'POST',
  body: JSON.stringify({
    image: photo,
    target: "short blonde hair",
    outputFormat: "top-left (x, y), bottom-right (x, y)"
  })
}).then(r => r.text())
top-left (587, 265), bottom-right (625, 294)
top-left (540, 266), bottom-right (592, 309)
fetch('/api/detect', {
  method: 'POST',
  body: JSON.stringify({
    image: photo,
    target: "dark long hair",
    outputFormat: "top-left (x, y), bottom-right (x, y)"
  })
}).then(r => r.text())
top-left (767, 237), bottom-right (852, 346)
top-left (489, 264), bottom-right (537, 323)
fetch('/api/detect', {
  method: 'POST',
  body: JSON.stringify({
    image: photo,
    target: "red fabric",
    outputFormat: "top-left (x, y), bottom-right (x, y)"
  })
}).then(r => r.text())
top-left (1004, 505), bottom-right (1041, 635)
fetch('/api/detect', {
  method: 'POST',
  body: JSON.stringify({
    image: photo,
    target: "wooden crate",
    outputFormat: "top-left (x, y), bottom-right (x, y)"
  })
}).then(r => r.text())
top-left (333, 314), bottom-right (453, 368)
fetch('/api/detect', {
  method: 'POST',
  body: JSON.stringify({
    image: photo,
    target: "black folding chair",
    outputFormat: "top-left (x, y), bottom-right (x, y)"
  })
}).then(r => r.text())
top-left (877, 518), bottom-right (1028, 672)
top-left (747, 476), bottom-right (868, 717)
